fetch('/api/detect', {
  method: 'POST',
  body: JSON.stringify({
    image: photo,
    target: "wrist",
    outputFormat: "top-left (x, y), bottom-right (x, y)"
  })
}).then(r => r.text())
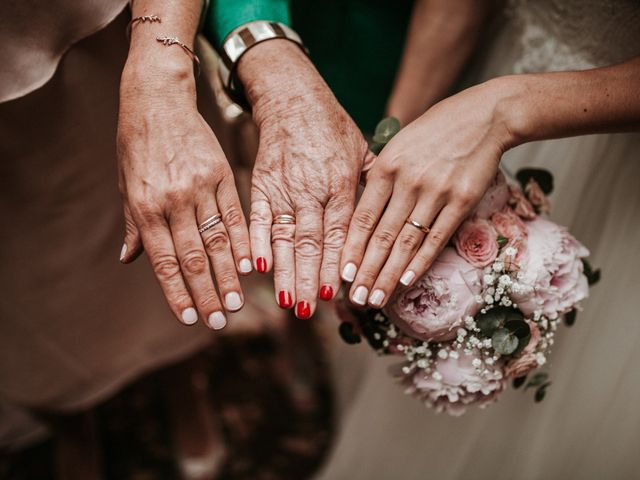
top-left (236, 39), bottom-right (325, 114)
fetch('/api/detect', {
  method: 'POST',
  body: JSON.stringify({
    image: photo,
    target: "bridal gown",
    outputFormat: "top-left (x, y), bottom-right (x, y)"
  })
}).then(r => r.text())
top-left (317, 1), bottom-right (640, 479)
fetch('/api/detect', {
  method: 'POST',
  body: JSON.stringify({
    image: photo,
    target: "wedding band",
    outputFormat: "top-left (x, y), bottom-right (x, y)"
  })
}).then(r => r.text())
top-left (273, 214), bottom-right (296, 225)
top-left (406, 219), bottom-right (430, 234)
top-left (198, 214), bottom-right (223, 234)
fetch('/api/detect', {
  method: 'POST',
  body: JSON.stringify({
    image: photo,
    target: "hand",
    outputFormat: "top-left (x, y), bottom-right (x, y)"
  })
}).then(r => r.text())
top-left (341, 79), bottom-right (514, 308)
top-left (237, 40), bottom-right (369, 319)
top-left (117, 51), bottom-right (251, 329)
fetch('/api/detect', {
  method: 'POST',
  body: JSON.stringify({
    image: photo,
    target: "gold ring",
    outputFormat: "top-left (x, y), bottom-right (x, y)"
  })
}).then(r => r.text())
top-left (406, 219), bottom-right (430, 234)
top-left (198, 214), bottom-right (223, 234)
top-left (273, 214), bottom-right (296, 225)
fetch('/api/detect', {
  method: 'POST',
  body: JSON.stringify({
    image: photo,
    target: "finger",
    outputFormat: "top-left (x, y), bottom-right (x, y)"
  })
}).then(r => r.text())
top-left (196, 199), bottom-right (244, 318)
top-left (294, 203), bottom-right (324, 319)
top-left (120, 203), bottom-right (144, 263)
top-left (368, 199), bottom-right (444, 308)
top-left (340, 174), bottom-right (393, 283)
top-left (401, 204), bottom-right (469, 287)
top-left (348, 191), bottom-right (414, 306)
top-left (134, 210), bottom-right (198, 326)
top-left (250, 186), bottom-right (273, 274)
top-left (272, 213), bottom-right (296, 309)
top-left (319, 195), bottom-right (353, 302)
top-left (216, 174), bottom-right (252, 275)
top-left (169, 208), bottom-right (226, 330)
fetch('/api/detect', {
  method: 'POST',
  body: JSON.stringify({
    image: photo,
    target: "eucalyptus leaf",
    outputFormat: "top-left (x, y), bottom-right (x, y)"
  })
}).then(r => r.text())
top-left (564, 309), bottom-right (577, 327)
top-left (369, 141), bottom-right (385, 155)
top-left (513, 375), bottom-right (527, 389)
top-left (525, 372), bottom-right (549, 390)
top-left (582, 259), bottom-right (601, 286)
top-left (534, 382), bottom-right (552, 402)
top-left (516, 168), bottom-right (554, 194)
top-left (505, 320), bottom-right (531, 355)
top-left (476, 307), bottom-right (525, 337)
top-left (372, 117), bottom-right (401, 144)
top-left (338, 322), bottom-right (361, 345)
top-left (497, 235), bottom-right (509, 248)
top-left (492, 328), bottom-right (519, 355)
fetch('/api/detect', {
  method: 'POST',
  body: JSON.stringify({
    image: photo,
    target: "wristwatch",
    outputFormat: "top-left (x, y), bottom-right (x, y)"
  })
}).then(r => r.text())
top-left (218, 20), bottom-right (308, 109)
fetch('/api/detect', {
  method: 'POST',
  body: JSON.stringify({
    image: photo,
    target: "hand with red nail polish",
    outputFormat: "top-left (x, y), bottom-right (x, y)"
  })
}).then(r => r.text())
top-left (237, 40), bottom-right (369, 318)
top-left (278, 290), bottom-right (293, 309)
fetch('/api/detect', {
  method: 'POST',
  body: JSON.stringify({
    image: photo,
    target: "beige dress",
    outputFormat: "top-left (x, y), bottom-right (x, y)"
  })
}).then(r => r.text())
top-left (317, 1), bottom-right (640, 479)
top-left (0, 0), bottom-right (278, 448)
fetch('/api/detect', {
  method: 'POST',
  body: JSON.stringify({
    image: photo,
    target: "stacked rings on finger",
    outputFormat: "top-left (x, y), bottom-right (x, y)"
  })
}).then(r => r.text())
top-left (406, 219), bottom-right (431, 234)
top-left (273, 214), bottom-right (296, 225)
top-left (198, 213), bottom-right (223, 234)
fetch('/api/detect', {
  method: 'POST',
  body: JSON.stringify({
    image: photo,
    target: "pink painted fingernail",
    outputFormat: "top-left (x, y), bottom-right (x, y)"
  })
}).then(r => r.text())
top-left (207, 311), bottom-right (227, 330)
top-left (352, 286), bottom-right (368, 306)
top-left (400, 271), bottom-right (416, 286)
top-left (181, 307), bottom-right (198, 325)
top-left (369, 289), bottom-right (385, 307)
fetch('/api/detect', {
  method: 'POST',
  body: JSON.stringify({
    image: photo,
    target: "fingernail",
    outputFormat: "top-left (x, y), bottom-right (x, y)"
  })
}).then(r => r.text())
top-left (119, 243), bottom-right (127, 261)
top-left (400, 270), bottom-right (416, 286)
top-left (296, 301), bottom-right (311, 319)
top-left (319, 285), bottom-right (334, 301)
top-left (342, 263), bottom-right (357, 282)
top-left (352, 286), bottom-right (368, 306)
top-left (369, 289), bottom-right (385, 307)
top-left (207, 311), bottom-right (227, 330)
top-left (239, 258), bottom-right (253, 274)
top-left (256, 257), bottom-right (267, 273)
top-left (224, 292), bottom-right (243, 311)
top-left (181, 307), bottom-right (198, 325)
top-left (278, 290), bottom-right (293, 308)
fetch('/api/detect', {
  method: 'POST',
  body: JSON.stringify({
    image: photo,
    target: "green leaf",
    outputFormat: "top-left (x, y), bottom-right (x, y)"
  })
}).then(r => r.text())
top-left (505, 320), bottom-right (531, 355)
top-left (513, 375), bottom-right (527, 389)
top-left (338, 322), bottom-right (361, 345)
top-left (582, 259), bottom-right (601, 286)
top-left (516, 168), bottom-right (554, 194)
top-left (369, 141), bottom-right (385, 155)
top-left (476, 307), bottom-right (525, 337)
top-left (525, 372), bottom-right (549, 390)
top-left (534, 382), bottom-right (552, 402)
top-left (564, 309), bottom-right (577, 327)
top-left (372, 117), bottom-right (401, 144)
top-left (492, 328), bottom-right (519, 355)
top-left (497, 235), bottom-right (509, 248)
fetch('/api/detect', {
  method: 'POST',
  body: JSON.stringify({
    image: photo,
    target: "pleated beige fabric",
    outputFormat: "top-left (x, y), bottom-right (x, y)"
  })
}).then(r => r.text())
top-left (317, 1), bottom-right (640, 479)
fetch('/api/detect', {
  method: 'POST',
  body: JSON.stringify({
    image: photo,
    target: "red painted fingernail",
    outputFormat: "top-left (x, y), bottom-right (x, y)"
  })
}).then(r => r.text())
top-left (278, 290), bottom-right (293, 309)
top-left (319, 285), bottom-right (334, 301)
top-left (296, 301), bottom-right (311, 319)
top-left (256, 257), bottom-right (267, 273)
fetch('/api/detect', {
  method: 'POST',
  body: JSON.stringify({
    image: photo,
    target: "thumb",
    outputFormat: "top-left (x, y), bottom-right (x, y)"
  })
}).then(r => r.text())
top-left (120, 203), bottom-right (143, 263)
top-left (359, 150), bottom-right (378, 186)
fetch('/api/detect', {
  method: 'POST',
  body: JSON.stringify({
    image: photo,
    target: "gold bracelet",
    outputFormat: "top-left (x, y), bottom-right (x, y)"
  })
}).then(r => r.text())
top-left (156, 36), bottom-right (201, 78)
top-left (126, 14), bottom-right (161, 39)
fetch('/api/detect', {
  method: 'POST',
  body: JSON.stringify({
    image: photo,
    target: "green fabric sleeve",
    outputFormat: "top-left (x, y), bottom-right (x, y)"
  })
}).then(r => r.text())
top-left (205, 0), bottom-right (292, 48)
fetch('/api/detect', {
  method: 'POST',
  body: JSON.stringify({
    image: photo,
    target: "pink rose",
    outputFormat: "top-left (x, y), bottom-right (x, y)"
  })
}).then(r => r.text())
top-left (524, 178), bottom-right (551, 215)
top-left (504, 320), bottom-right (541, 378)
top-left (403, 351), bottom-right (506, 416)
top-left (453, 219), bottom-right (499, 268)
top-left (474, 170), bottom-right (510, 218)
top-left (512, 218), bottom-right (590, 317)
top-left (491, 207), bottom-right (529, 265)
top-left (508, 185), bottom-right (536, 220)
top-left (386, 248), bottom-right (483, 342)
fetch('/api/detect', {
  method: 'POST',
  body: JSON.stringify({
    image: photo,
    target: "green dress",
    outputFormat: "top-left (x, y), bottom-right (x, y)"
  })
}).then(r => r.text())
top-left (205, 0), bottom-right (413, 133)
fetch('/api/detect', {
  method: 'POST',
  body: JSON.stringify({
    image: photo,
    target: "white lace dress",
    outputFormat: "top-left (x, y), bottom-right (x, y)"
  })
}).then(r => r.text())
top-left (317, 1), bottom-right (640, 479)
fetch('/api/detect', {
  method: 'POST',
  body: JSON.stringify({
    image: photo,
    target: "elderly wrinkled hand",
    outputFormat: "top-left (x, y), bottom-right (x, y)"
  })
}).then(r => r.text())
top-left (237, 39), bottom-right (369, 319)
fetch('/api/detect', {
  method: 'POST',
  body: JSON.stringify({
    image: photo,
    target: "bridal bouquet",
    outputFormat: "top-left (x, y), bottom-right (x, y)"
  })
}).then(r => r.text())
top-left (337, 120), bottom-right (600, 416)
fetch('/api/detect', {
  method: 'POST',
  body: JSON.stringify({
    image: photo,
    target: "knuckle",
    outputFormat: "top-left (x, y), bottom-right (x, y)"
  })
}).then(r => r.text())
top-left (180, 250), bottom-right (209, 276)
top-left (323, 224), bottom-right (347, 249)
top-left (271, 225), bottom-right (295, 243)
top-left (357, 266), bottom-right (378, 284)
top-left (372, 229), bottom-right (396, 250)
top-left (295, 235), bottom-right (323, 257)
top-left (202, 229), bottom-right (230, 254)
top-left (399, 231), bottom-right (422, 251)
top-left (222, 206), bottom-right (244, 229)
top-left (428, 229), bottom-right (447, 247)
top-left (352, 209), bottom-right (379, 232)
top-left (198, 293), bottom-right (220, 309)
top-left (151, 254), bottom-right (181, 281)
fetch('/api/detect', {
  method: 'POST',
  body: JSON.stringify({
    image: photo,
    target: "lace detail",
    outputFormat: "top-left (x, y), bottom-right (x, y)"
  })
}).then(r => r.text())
top-left (508, 0), bottom-right (640, 73)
